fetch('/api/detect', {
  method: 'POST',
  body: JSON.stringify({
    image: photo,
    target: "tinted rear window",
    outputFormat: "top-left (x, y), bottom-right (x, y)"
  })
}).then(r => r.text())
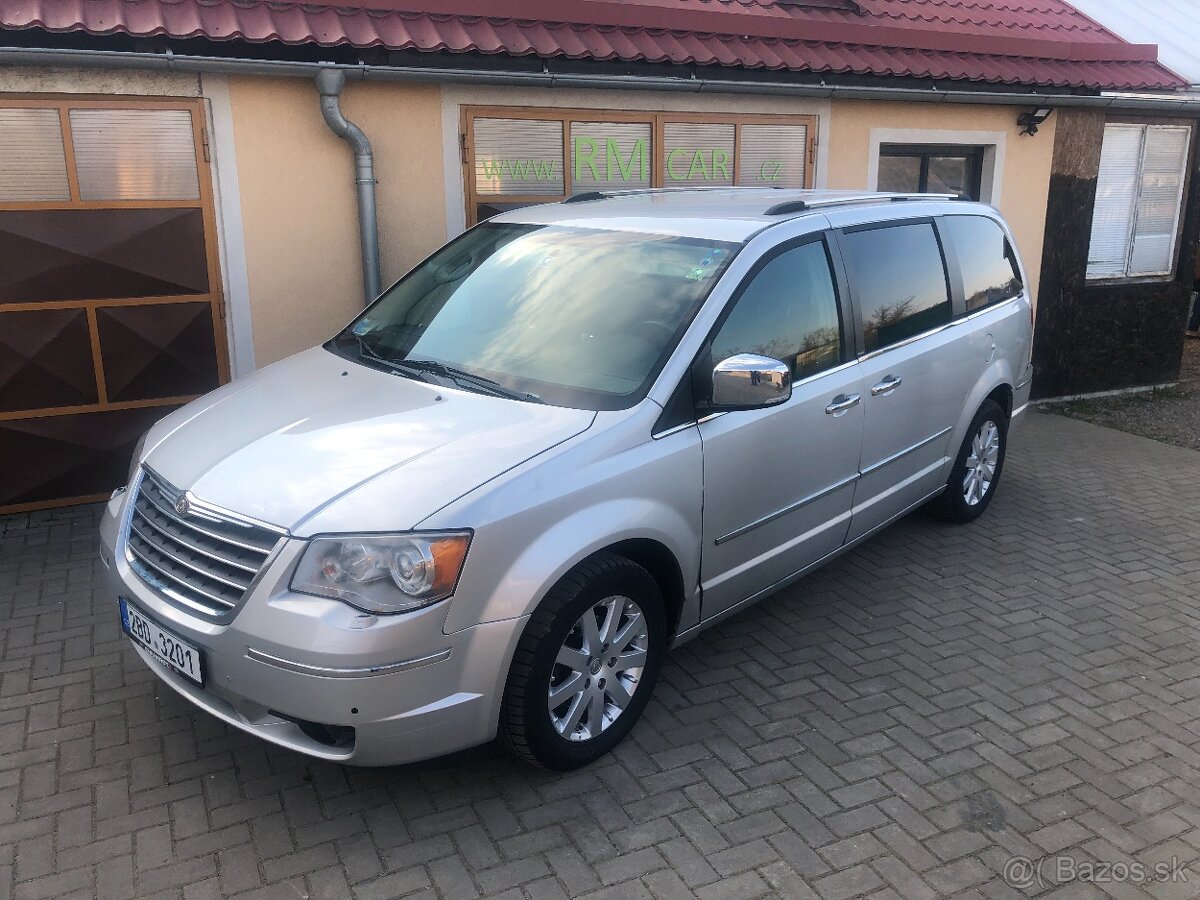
top-left (840, 222), bottom-right (952, 352)
top-left (942, 215), bottom-right (1023, 312)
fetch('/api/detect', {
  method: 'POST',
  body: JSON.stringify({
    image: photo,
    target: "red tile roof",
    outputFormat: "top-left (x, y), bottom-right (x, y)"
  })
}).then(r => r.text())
top-left (2, 0), bottom-right (1186, 91)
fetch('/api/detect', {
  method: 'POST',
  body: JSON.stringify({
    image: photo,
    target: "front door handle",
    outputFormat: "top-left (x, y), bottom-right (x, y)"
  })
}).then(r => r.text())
top-left (870, 375), bottom-right (903, 396)
top-left (825, 393), bottom-right (861, 415)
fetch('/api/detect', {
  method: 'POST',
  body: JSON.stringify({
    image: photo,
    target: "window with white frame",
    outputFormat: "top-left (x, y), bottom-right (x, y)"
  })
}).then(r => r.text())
top-left (1087, 123), bottom-right (1191, 279)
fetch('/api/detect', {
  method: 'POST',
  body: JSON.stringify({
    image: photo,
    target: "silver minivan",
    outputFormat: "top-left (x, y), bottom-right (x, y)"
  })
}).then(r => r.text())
top-left (99, 189), bottom-right (1033, 770)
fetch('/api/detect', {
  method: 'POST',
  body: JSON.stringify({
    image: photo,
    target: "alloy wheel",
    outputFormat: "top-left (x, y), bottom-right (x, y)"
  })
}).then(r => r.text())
top-left (962, 419), bottom-right (1000, 506)
top-left (548, 595), bottom-right (649, 741)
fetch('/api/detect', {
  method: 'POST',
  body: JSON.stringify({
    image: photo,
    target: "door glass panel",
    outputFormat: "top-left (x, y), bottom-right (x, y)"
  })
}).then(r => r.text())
top-left (711, 241), bottom-right (841, 382)
top-left (0, 209), bottom-right (209, 302)
top-left (927, 156), bottom-right (971, 194)
top-left (0, 308), bottom-right (98, 412)
top-left (877, 155), bottom-right (922, 193)
top-left (473, 118), bottom-right (564, 196)
top-left (841, 223), bottom-right (952, 352)
top-left (70, 108), bottom-right (200, 201)
top-left (0, 109), bottom-right (71, 201)
top-left (663, 123), bottom-right (735, 187)
top-left (570, 122), bottom-right (652, 191)
top-left (942, 216), bottom-right (1023, 311)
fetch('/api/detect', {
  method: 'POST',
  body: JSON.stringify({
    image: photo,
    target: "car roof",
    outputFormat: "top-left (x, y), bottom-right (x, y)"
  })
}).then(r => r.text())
top-left (492, 188), bottom-right (992, 243)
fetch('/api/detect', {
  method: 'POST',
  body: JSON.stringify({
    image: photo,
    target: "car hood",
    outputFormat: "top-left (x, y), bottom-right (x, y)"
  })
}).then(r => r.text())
top-left (143, 347), bottom-right (595, 534)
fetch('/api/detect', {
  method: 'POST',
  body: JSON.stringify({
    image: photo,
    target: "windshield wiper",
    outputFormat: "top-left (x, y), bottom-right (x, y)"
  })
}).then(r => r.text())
top-left (403, 358), bottom-right (544, 404)
top-left (344, 332), bottom-right (432, 381)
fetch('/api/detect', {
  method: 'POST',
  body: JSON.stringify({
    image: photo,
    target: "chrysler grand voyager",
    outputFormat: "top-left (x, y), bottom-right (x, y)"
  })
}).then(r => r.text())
top-left (99, 189), bottom-right (1033, 770)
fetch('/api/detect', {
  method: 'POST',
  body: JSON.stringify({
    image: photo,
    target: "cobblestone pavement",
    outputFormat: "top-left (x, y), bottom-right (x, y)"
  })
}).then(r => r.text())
top-left (3, 411), bottom-right (1200, 900)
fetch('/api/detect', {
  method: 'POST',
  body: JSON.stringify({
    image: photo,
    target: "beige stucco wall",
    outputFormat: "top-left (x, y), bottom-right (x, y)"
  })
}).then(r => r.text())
top-left (825, 99), bottom-right (1056, 300)
top-left (225, 76), bottom-right (447, 366)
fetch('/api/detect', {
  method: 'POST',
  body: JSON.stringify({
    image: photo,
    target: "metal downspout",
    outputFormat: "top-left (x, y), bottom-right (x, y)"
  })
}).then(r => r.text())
top-left (315, 68), bottom-right (381, 304)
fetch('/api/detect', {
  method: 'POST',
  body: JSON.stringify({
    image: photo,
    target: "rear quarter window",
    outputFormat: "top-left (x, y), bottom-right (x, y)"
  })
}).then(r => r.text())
top-left (942, 215), bottom-right (1023, 312)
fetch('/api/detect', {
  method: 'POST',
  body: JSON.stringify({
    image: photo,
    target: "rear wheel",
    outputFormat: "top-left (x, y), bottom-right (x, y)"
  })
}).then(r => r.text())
top-left (930, 399), bottom-right (1008, 523)
top-left (499, 552), bottom-right (666, 770)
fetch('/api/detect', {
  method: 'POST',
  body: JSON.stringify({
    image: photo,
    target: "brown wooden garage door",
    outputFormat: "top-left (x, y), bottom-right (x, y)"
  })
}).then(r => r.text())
top-left (0, 97), bottom-right (228, 514)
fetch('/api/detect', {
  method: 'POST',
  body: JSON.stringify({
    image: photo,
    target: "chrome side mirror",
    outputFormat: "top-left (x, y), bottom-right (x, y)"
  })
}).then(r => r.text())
top-left (711, 354), bottom-right (792, 410)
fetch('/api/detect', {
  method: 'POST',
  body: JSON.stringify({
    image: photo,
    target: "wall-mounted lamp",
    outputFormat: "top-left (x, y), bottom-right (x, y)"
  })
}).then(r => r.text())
top-left (1017, 107), bottom-right (1053, 136)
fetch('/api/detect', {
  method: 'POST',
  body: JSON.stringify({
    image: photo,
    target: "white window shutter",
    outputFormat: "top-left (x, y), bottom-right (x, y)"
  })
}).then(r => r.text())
top-left (569, 122), bottom-right (652, 191)
top-left (1087, 124), bottom-right (1142, 279)
top-left (69, 108), bottom-right (201, 201)
top-left (473, 118), bottom-right (563, 196)
top-left (1127, 125), bottom-right (1190, 277)
top-left (0, 109), bottom-right (71, 201)
top-left (739, 124), bottom-right (808, 189)
top-left (662, 123), bottom-right (735, 186)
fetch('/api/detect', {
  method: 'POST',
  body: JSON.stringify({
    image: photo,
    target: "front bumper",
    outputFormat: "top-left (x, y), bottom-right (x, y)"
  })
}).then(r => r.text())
top-left (98, 490), bottom-right (527, 766)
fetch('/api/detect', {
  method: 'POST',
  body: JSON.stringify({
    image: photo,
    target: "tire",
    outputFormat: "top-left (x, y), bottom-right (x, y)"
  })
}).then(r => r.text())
top-left (930, 398), bottom-right (1008, 524)
top-left (499, 552), bottom-right (667, 770)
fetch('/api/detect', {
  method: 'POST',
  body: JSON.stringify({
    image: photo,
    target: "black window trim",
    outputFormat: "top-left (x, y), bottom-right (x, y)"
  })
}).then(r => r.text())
top-left (878, 143), bottom-right (985, 201)
top-left (833, 216), bottom-right (958, 359)
top-left (689, 230), bottom-right (853, 414)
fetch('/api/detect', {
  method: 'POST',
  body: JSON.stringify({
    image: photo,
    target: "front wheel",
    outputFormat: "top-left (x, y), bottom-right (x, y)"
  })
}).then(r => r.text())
top-left (499, 552), bottom-right (667, 770)
top-left (930, 399), bottom-right (1008, 523)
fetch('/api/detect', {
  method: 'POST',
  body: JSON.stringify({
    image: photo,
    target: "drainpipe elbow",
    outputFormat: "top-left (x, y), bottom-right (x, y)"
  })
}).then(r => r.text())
top-left (315, 67), bottom-right (382, 303)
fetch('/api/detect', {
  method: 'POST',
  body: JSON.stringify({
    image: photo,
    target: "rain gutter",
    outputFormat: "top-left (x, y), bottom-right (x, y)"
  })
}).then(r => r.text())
top-left (3, 47), bottom-right (1200, 114)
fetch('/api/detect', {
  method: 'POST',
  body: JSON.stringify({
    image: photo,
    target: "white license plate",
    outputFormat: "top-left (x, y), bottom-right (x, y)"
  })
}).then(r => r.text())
top-left (120, 598), bottom-right (204, 685)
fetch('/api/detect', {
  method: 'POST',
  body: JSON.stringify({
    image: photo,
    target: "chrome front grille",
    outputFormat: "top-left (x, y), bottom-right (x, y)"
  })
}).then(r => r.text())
top-left (124, 468), bottom-right (284, 619)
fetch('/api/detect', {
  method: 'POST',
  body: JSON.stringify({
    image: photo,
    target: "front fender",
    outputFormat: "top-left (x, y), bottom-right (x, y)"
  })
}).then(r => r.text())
top-left (431, 419), bottom-right (705, 636)
top-left (446, 499), bottom-right (700, 636)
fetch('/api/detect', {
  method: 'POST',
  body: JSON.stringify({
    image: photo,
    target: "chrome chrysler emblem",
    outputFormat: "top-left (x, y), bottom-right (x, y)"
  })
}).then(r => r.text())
top-left (175, 495), bottom-right (190, 515)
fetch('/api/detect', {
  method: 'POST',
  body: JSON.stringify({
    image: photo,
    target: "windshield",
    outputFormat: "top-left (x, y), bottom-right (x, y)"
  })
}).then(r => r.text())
top-left (330, 223), bottom-right (739, 409)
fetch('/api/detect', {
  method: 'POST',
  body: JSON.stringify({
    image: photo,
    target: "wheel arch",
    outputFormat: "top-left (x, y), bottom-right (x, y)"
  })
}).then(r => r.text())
top-left (599, 538), bottom-right (687, 642)
top-left (986, 382), bottom-right (1014, 420)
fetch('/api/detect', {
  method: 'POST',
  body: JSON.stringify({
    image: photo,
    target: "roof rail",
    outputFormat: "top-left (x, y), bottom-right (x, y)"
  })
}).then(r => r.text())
top-left (562, 191), bottom-right (608, 204)
top-left (763, 192), bottom-right (961, 216)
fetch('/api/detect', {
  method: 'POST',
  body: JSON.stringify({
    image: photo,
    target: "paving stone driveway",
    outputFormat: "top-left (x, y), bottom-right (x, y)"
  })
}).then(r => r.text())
top-left (3, 411), bottom-right (1200, 900)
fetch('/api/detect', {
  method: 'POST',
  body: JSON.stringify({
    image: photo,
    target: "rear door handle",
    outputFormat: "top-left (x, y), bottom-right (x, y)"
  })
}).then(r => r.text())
top-left (825, 393), bottom-right (861, 415)
top-left (870, 375), bottom-right (902, 396)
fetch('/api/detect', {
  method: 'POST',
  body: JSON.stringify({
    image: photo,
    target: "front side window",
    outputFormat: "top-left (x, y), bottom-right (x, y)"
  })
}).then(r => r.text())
top-left (840, 223), bottom-right (952, 353)
top-left (708, 240), bottom-right (842, 383)
top-left (331, 223), bottom-right (737, 410)
top-left (1088, 123), bottom-right (1191, 279)
top-left (942, 215), bottom-right (1023, 312)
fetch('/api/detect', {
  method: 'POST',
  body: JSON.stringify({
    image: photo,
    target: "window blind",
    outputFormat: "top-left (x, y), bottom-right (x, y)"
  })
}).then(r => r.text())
top-left (1087, 125), bottom-right (1142, 279)
top-left (663, 123), bottom-right (735, 186)
top-left (70, 108), bottom-right (201, 201)
top-left (570, 122), bottom-right (652, 191)
top-left (1128, 126), bottom-right (1190, 276)
top-left (740, 124), bottom-right (807, 189)
top-left (473, 118), bottom-right (563, 196)
top-left (1087, 123), bottom-right (1190, 279)
top-left (0, 109), bottom-right (71, 202)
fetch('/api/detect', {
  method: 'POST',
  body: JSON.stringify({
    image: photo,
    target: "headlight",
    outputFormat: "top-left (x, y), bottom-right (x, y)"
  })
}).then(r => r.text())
top-left (290, 531), bottom-right (471, 614)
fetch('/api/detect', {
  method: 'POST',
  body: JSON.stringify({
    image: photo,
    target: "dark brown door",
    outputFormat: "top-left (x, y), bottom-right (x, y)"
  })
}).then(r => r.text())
top-left (0, 99), bottom-right (228, 514)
